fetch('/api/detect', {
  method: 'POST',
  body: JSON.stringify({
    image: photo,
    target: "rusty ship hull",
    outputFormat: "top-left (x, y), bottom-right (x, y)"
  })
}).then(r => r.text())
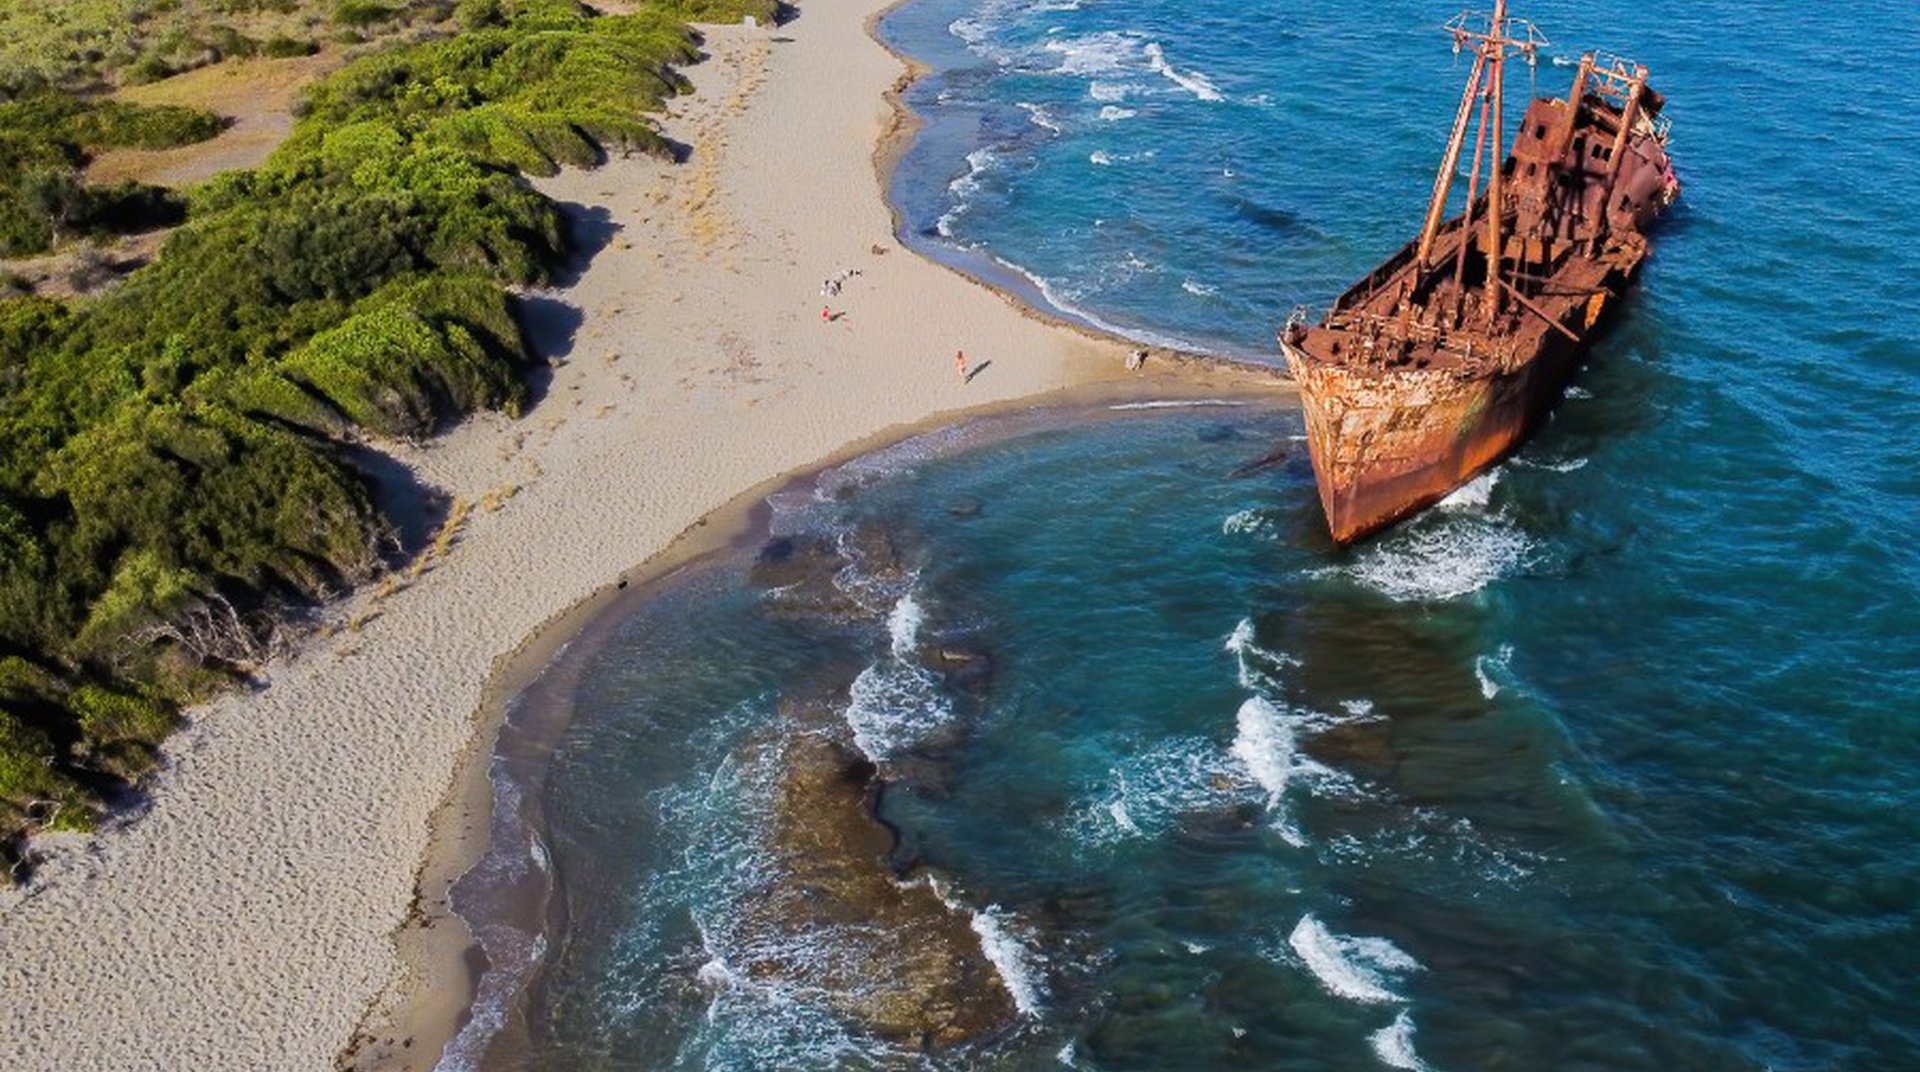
top-left (1281, 12), bottom-right (1677, 545)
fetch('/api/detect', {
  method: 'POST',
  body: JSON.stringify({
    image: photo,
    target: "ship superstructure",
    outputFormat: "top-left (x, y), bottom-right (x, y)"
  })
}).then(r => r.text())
top-left (1280, 1), bottom-right (1679, 543)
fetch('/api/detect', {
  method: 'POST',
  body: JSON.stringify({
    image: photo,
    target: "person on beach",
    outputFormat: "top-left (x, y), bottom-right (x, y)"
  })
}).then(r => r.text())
top-left (823, 305), bottom-right (832, 324)
top-left (955, 350), bottom-right (967, 382)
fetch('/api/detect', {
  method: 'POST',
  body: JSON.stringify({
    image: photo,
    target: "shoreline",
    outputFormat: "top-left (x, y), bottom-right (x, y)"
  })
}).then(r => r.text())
top-left (0, 1), bottom-right (1289, 1068)
top-left (374, 385), bottom-right (1285, 1069)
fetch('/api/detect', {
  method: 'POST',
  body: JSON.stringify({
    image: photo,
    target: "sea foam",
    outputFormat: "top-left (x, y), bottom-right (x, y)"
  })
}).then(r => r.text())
top-left (1232, 696), bottom-right (1299, 809)
top-left (1475, 644), bottom-right (1513, 699)
top-left (1287, 914), bottom-right (1421, 1004)
top-left (844, 593), bottom-right (953, 761)
top-left (970, 905), bottom-right (1046, 1015)
top-left (1341, 516), bottom-right (1535, 601)
top-left (1370, 1009), bottom-right (1439, 1071)
top-left (1144, 41), bottom-right (1224, 101)
top-left (1072, 736), bottom-right (1243, 844)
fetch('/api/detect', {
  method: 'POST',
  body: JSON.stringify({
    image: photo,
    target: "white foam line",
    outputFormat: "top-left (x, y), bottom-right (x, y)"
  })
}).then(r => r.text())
top-left (970, 906), bottom-right (1045, 1015)
top-left (993, 255), bottom-right (1203, 353)
top-left (1144, 41), bottom-right (1224, 101)
top-left (1370, 1010), bottom-right (1439, 1071)
top-left (1287, 914), bottom-right (1420, 1005)
top-left (1108, 399), bottom-right (1250, 410)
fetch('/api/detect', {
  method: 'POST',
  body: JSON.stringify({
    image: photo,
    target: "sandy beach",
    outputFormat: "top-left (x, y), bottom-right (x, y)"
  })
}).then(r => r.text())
top-left (0, 1), bottom-right (1284, 1068)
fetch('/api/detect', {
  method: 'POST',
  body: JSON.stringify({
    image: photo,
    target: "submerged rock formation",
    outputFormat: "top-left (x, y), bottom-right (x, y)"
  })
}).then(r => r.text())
top-left (732, 700), bottom-right (1017, 1049)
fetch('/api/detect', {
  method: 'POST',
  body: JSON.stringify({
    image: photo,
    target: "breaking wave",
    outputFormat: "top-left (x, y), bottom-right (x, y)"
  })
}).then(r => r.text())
top-left (937, 147), bottom-right (1002, 238)
top-left (1231, 696), bottom-right (1320, 845)
top-left (845, 591), bottom-right (953, 762)
top-left (1340, 516), bottom-right (1536, 601)
top-left (1286, 914), bottom-right (1423, 1004)
top-left (1370, 1010), bottom-right (1439, 1071)
top-left (1144, 41), bottom-right (1224, 101)
top-left (1225, 617), bottom-right (1298, 690)
top-left (1070, 735), bottom-right (1245, 844)
top-left (969, 905), bottom-right (1047, 1015)
top-left (1475, 644), bottom-right (1513, 699)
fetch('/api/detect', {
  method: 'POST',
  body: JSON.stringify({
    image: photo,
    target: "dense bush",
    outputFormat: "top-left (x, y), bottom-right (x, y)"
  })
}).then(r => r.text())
top-left (0, 0), bottom-right (775, 871)
top-left (0, 94), bottom-right (218, 256)
top-left (0, 0), bottom-right (449, 91)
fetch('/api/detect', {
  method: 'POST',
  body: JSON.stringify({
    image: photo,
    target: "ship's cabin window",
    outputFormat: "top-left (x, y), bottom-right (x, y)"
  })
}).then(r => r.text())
top-left (1534, 123), bottom-right (1546, 139)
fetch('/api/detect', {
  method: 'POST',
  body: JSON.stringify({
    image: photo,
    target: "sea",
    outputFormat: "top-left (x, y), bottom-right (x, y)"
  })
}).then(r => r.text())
top-left (443, 0), bottom-right (1920, 1069)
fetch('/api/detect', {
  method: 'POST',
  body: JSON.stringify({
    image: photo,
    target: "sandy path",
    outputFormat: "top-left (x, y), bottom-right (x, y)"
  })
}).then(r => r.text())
top-left (86, 52), bottom-right (338, 188)
top-left (0, 3), bottom-right (1283, 1070)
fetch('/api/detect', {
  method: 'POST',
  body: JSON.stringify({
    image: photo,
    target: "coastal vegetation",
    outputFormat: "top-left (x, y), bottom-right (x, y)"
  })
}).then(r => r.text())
top-left (0, 0), bottom-right (776, 870)
top-left (0, 0), bottom-right (450, 93)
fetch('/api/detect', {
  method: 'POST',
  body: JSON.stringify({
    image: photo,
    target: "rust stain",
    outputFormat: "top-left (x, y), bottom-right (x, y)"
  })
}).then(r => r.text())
top-left (1280, 7), bottom-right (1679, 545)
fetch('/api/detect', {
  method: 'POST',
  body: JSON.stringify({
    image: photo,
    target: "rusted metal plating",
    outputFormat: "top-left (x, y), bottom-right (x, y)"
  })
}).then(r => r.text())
top-left (1280, 3), bottom-right (1678, 545)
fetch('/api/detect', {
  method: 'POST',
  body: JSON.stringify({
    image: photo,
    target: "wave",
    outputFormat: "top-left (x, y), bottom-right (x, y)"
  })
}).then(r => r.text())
top-left (1339, 514), bottom-right (1536, 601)
top-left (993, 255), bottom-right (1202, 352)
top-left (1042, 30), bottom-right (1144, 75)
top-left (1324, 808), bottom-right (1545, 890)
top-left (1222, 507), bottom-right (1280, 540)
top-left (969, 905), bottom-right (1046, 1015)
top-left (1370, 1010), bottom-right (1439, 1071)
top-left (435, 776), bottom-right (551, 1072)
top-left (1090, 149), bottom-right (1114, 166)
top-left (1515, 454), bottom-right (1589, 472)
top-left (1474, 644), bottom-right (1512, 699)
top-left (1107, 399), bottom-right (1249, 410)
top-left (632, 738), bottom-right (916, 1069)
top-left (845, 591), bottom-right (954, 761)
top-left (1224, 617), bottom-right (1298, 690)
top-left (1144, 41), bottom-right (1224, 101)
top-left (1286, 914), bottom-right (1422, 1004)
top-left (1070, 735), bottom-right (1245, 844)
top-left (886, 590), bottom-right (924, 660)
top-left (1182, 278), bottom-right (1219, 297)
top-left (1088, 80), bottom-right (1134, 102)
top-left (1437, 468), bottom-right (1500, 511)
top-left (844, 651), bottom-right (953, 764)
top-left (1017, 100), bottom-right (1065, 133)
top-left (938, 147), bottom-right (1001, 238)
top-left (1098, 104), bottom-right (1137, 121)
top-left (1231, 697), bottom-right (1321, 845)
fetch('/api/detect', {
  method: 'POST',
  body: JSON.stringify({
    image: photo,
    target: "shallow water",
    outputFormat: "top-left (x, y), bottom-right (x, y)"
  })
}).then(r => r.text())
top-left (454, 0), bottom-right (1920, 1068)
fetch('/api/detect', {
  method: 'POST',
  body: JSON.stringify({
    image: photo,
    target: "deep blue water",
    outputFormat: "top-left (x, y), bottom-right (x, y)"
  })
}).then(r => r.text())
top-left (454, 1), bottom-right (1920, 1069)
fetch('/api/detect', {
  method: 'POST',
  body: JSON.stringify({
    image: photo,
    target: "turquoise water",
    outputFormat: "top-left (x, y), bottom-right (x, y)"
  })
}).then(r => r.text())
top-left (452, 0), bottom-right (1920, 1068)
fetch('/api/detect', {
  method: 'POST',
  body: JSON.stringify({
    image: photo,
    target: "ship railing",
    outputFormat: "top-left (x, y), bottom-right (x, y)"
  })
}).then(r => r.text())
top-left (1320, 309), bottom-right (1523, 369)
top-left (1586, 51), bottom-right (1649, 106)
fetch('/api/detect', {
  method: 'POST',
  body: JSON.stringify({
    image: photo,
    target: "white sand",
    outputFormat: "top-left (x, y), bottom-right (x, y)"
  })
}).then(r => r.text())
top-left (0, 3), bottom-right (1284, 1069)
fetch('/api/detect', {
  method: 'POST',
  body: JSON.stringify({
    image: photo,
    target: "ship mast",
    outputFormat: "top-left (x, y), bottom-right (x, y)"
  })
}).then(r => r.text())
top-left (1415, 5), bottom-right (1545, 314)
top-left (1484, 0), bottom-right (1506, 322)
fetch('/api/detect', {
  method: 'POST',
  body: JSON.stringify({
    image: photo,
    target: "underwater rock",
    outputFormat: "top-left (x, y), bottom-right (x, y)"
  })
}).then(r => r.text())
top-left (921, 645), bottom-right (994, 698)
top-left (1301, 720), bottom-right (1392, 767)
top-left (946, 498), bottom-right (982, 518)
top-left (751, 523), bottom-right (913, 624)
top-left (734, 702), bottom-right (1018, 1049)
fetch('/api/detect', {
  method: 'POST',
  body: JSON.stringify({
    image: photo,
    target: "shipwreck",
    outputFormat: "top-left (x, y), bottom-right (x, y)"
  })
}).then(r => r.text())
top-left (1280, 1), bottom-right (1680, 544)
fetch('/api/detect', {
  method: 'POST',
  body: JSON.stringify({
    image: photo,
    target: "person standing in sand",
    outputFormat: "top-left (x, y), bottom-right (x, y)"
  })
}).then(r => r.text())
top-left (955, 350), bottom-right (967, 382)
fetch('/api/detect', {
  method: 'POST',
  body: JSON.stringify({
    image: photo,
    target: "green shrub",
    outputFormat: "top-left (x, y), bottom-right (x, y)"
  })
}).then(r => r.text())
top-left (263, 35), bottom-right (320, 58)
top-left (0, 0), bottom-right (740, 865)
top-left (335, 0), bottom-right (403, 27)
